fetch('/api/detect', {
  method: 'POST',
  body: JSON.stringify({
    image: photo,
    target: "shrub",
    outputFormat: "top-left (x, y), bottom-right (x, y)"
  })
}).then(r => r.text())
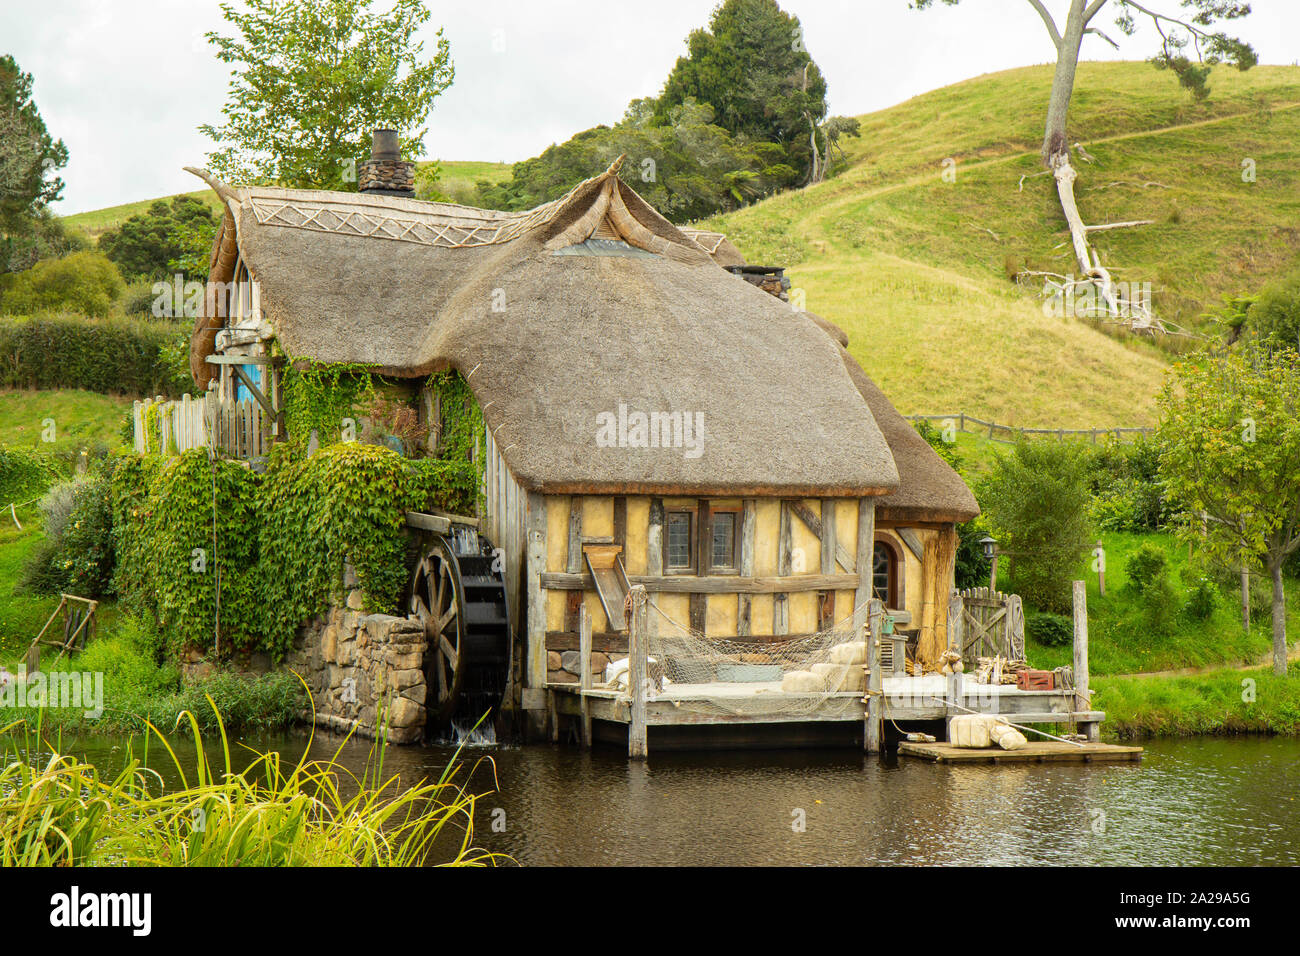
top-left (1124, 542), bottom-right (1180, 632)
top-left (1026, 611), bottom-right (1073, 647)
top-left (980, 441), bottom-right (1093, 613)
top-left (0, 314), bottom-right (192, 396)
top-left (98, 196), bottom-right (216, 283)
top-left (20, 471), bottom-right (116, 598)
top-left (0, 251), bottom-right (123, 317)
top-left (1087, 437), bottom-right (1166, 532)
top-left (1185, 575), bottom-right (1221, 621)
top-left (1124, 542), bottom-right (1168, 594)
top-left (0, 446), bottom-right (62, 505)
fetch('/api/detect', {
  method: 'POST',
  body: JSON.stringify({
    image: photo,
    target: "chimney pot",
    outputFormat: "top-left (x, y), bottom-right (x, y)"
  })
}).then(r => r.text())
top-left (371, 128), bottom-right (401, 162)
top-left (357, 128), bottom-right (416, 197)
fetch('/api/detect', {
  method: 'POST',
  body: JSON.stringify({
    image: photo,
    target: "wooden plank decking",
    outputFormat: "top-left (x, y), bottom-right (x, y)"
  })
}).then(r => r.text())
top-left (898, 740), bottom-right (1143, 764)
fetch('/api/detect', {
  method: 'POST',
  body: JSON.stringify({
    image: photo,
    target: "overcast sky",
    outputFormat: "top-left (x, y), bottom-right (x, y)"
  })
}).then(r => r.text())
top-left (6, 0), bottom-right (1299, 214)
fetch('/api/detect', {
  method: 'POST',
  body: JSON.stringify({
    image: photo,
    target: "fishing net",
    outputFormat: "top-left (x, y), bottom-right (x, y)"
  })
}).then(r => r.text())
top-left (603, 598), bottom-right (875, 719)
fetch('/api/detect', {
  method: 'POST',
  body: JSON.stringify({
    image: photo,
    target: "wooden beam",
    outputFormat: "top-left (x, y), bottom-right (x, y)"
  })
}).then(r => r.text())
top-left (539, 572), bottom-right (860, 594)
top-left (579, 603), bottom-right (593, 748)
top-left (229, 363), bottom-right (276, 421)
top-left (897, 527), bottom-right (925, 563)
top-left (820, 498), bottom-right (836, 574)
top-left (628, 586), bottom-right (649, 759)
top-left (204, 353), bottom-right (283, 366)
top-left (566, 496), bottom-right (582, 575)
top-left (788, 499), bottom-right (854, 572)
top-left (525, 491), bottom-right (548, 695)
top-left (738, 499), bottom-right (755, 639)
top-left (865, 600), bottom-right (883, 753)
top-left (854, 499), bottom-right (876, 630)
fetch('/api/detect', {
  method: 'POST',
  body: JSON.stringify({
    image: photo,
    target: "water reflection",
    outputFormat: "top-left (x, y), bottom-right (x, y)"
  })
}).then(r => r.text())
top-left (18, 732), bottom-right (1300, 866)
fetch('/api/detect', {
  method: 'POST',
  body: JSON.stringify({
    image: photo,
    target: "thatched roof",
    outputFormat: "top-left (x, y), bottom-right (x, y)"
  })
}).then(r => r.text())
top-left (188, 161), bottom-right (899, 498)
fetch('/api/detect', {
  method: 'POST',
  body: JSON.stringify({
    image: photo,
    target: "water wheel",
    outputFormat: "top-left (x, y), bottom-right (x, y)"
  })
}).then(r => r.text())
top-left (409, 537), bottom-right (466, 724)
top-left (408, 531), bottom-right (512, 732)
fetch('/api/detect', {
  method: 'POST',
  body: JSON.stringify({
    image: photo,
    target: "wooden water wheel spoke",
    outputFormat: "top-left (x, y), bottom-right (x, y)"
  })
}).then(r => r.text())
top-left (439, 633), bottom-right (458, 668)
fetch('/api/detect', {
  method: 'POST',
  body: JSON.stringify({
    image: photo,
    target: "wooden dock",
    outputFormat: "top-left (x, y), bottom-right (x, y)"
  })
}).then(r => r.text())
top-left (898, 740), bottom-right (1143, 764)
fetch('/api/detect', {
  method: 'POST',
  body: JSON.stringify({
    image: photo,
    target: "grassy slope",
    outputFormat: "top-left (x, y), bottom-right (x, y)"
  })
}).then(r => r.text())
top-left (0, 389), bottom-right (132, 453)
top-left (59, 160), bottom-right (512, 239)
top-left (702, 62), bottom-right (1300, 426)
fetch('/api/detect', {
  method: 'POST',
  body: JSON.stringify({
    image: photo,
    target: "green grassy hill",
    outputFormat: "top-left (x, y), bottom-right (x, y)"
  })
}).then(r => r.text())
top-left (702, 61), bottom-right (1300, 427)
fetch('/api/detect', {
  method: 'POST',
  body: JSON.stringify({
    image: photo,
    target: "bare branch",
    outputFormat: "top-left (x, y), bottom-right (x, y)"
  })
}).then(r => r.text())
top-left (1082, 0), bottom-right (1111, 26)
top-left (1084, 26), bottom-right (1121, 49)
top-left (1025, 0), bottom-right (1063, 49)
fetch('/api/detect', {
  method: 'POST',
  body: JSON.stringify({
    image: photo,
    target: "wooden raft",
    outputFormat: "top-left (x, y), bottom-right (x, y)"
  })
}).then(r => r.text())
top-left (898, 740), bottom-right (1143, 764)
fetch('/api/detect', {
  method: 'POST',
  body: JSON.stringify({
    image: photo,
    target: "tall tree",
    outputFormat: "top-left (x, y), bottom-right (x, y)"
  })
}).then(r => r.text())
top-left (655, 0), bottom-right (829, 184)
top-left (1157, 346), bottom-right (1300, 676)
top-left (200, 0), bottom-right (454, 189)
top-left (912, 1), bottom-right (1255, 325)
top-left (0, 55), bottom-right (68, 236)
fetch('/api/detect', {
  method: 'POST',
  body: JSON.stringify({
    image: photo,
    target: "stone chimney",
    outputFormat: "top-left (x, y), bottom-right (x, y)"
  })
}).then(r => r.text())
top-left (358, 128), bottom-right (416, 197)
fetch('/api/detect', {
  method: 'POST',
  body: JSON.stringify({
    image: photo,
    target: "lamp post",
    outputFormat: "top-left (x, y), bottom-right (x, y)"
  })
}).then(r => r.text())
top-left (980, 535), bottom-right (999, 592)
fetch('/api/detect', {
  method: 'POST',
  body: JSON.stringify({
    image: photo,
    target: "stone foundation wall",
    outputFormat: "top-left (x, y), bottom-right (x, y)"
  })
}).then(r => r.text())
top-left (546, 649), bottom-right (613, 685)
top-left (288, 595), bottom-right (428, 744)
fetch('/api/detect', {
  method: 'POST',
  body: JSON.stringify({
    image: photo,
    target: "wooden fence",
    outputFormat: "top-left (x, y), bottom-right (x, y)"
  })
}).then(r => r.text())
top-left (946, 587), bottom-right (1025, 667)
top-left (904, 412), bottom-right (1152, 445)
top-left (132, 393), bottom-right (270, 460)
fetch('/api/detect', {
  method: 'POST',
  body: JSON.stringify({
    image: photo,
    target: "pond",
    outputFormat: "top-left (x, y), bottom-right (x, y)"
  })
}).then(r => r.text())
top-left (28, 731), bottom-right (1300, 866)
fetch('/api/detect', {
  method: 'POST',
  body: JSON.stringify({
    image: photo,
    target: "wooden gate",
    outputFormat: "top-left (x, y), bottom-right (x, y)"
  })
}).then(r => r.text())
top-left (945, 587), bottom-right (1024, 666)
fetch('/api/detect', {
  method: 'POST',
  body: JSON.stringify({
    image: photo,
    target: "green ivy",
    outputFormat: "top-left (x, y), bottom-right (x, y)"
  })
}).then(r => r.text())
top-left (109, 367), bottom-right (486, 662)
top-left (281, 360), bottom-right (378, 446)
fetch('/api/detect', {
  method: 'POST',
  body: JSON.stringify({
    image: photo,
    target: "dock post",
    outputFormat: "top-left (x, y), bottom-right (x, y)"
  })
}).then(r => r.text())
top-left (628, 585), bottom-right (649, 759)
top-left (579, 603), bottom-right (593, 748)
top-left (865, 598), bottom-right (884, 753)
top-left (1072, 580), bottom-right (1098, 742)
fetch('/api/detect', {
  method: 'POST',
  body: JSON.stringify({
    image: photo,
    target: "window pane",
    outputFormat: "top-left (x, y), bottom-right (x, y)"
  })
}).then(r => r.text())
top-left (711, 513), bottom-right (736, 568)
top-left (667, 513), bottom-right (692, 568)
top-left (873, 542), bottom-right (891, 603)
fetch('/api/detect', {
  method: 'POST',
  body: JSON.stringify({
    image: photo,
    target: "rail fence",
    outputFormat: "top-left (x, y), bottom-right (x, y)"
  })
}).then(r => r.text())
top-left (904, 412), bottom-right (1153, 445)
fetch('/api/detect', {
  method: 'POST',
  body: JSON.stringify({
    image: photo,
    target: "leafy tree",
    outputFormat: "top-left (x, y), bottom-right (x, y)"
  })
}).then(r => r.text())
top-left (477, 99), bottom-right (794, 223)
top-left (1157, 346), bottom-right (1300, 675)
top-left (980, 441), bottom-right (1094, 613)
top-left (99, 196), bottom-right (217, 282)
top-left (0, 55), bottom-right (68, 258)
top-left (1243, 268), bottom-right (1300, 354)
top-left (655, 0), bottom-right (829, 184)
top-left (0, 251), bottom-right (123, 317)
top-left (200, 0), bottom-right (454, 189)
top-left (912, 1), bottom-right (1255, 325)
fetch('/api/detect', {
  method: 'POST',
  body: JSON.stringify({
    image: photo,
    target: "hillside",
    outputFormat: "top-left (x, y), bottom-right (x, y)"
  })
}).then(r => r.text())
top-left (54, 63), bottom-right (1300, 427)
top-left (702, 61), bottom-right (1300, 427)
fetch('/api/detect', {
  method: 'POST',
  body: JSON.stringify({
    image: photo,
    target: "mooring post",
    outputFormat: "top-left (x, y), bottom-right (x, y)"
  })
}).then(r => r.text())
top-left (865, 598), bottom-right (884, 753)
top-left (628, 585), bottom-right (649, 759)
top-left (1072, 580), bottom-right (1098, 741)
top-left (579, 602), bottom-right (593, 749)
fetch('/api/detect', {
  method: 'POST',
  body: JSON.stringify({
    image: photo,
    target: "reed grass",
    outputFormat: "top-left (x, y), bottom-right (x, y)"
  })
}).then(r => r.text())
top-left (0, 692), bottom-right (506, 866)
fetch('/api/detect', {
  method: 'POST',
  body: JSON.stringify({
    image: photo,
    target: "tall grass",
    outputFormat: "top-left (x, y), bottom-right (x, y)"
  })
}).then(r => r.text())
top-left (0, 694), bottom-right (506, 866)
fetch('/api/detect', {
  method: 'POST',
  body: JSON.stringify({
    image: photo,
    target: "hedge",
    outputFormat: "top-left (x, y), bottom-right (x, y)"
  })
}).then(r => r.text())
top-left (0, 314), bottom-right (192, 397)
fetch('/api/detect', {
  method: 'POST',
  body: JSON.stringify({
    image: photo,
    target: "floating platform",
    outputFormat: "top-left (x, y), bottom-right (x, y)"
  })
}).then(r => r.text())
top-left (898, 740), bottom-right (1143, 764)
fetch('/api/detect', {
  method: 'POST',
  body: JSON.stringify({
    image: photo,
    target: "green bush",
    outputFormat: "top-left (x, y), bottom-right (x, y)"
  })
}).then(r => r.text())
top-left (98, 196), bottom-right (216, 283)
top-left (1026, 611), bottom-right (1073, 647)
top-left (0, 314), bottom-right (192, 396)
top-left (980, 441), bottom-right (1093, 613)
top-left (20, 470), bottom-right (117, 598)
top-left (1087, 437), bottom-right (1166, 532)
top-left (0, 251), bottom-right (123, 317)
top-left (0, 446), bottom-right (62, 505)
top-left (1124, 542), bottom-right (1168, 594)
top-left (1184, 575), bottom-right (1221, 621)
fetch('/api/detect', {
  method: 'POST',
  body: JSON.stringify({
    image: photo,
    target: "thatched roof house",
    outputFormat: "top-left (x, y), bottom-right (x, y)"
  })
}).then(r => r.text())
top-left (187, 150), bottom-right (977, 723)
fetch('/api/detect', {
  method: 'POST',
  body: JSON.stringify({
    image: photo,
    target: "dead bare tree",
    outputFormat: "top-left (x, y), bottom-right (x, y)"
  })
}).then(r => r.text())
top-left (913, 1), bottom-right (1256, 333)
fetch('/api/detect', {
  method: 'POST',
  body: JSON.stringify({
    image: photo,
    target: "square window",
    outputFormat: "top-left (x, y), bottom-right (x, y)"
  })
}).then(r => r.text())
top-left (666, 512), bottom-right (693, 570)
